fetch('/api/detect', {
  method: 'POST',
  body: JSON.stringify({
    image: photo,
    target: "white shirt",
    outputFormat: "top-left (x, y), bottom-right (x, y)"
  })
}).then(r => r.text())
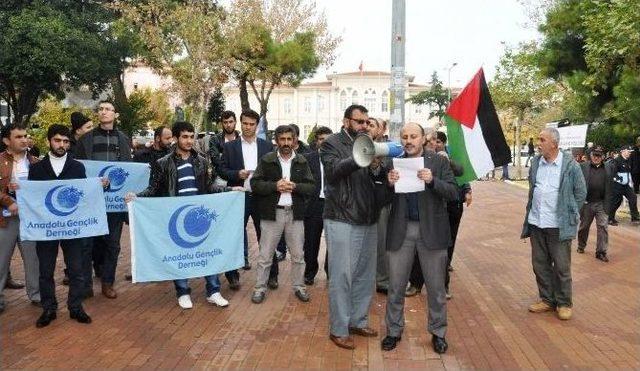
top-left (12, 152), bottom-right (29, 181)
top-left (241, 136), bottom-right (258, 191)
top-left (319, 161), bottom-right (325, 199)
top-left (277, 151), bottom-right (296, 206)
top-left (49, 152), bottom-right (67, 177)
top-left (528, 151), bottom-right (563, 228)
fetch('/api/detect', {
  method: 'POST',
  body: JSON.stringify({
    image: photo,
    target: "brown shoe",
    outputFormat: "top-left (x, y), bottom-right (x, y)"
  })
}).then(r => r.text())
top-left (349, 326), bottom-right (378, 337)
top-left (528, 301), bottom-right (553, 313)
top-left (101, 283), bottom-right (117, 299)
top-left (557, 306), bottom-right (572, 320)
top-left (329, 334), bottom-right (355, 350)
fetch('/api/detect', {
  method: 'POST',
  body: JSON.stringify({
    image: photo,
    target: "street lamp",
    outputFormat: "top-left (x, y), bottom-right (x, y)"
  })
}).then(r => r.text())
top-left (447, 62), bottom-right (458, 103)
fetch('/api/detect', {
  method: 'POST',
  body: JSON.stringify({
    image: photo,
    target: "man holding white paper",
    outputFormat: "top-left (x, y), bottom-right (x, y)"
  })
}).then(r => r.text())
top-left (381, 123), bottom-right (458, 354)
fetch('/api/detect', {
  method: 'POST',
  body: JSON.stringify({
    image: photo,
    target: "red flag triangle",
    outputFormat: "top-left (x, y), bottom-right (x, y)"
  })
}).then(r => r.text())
top-left (446, 68), bottom-right (484, 129)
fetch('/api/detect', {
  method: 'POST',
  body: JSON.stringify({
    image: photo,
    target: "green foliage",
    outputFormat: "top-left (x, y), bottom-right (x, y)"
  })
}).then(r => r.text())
top-left (406, 72), bottom-right (449, 120)
top-left (207, 88), bottom-right (226, 129)
top-left (536, 0), bottom-right (640, 131)
top-left (29, 98), bottom-right (95, 153)
top-left (0, 1), bottom-right (123, 124)
top-left (116, 88), bottom-right (172, 137)
top-left (587, 123), bottom-right (636, 152)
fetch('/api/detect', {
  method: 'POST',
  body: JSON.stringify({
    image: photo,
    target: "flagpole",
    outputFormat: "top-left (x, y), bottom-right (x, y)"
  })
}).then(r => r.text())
top-left (389, 0), bottom-right (405, 141)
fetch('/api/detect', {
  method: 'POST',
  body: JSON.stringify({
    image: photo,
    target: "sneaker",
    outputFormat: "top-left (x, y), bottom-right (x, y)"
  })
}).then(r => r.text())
top-left (528, 301), bottom-right (554, 313)
top-left (557, 306), bottom-right (572, 320)
top-left (294, 289), bottom-right (310, 303)
top-left (206, 292), bottom-right (229, 307)
top-left (251, 291), bottom-right (265, 304)
top-left (577, 246), bottom-right (585, 254)
top-left (177, 295), bottom-right (193, 309)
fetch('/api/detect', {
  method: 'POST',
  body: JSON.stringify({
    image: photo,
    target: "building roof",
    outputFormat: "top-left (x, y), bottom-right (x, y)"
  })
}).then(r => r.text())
top-left (326, 71), bottom-right (416, 82)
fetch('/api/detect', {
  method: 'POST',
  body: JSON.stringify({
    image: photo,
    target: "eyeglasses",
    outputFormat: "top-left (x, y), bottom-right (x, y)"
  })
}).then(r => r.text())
top-left (349, 118), bottom-right (367, 125)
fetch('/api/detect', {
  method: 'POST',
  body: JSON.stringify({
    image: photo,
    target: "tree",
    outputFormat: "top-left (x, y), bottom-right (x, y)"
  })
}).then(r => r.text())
top-left (406, 71), bottom-right (450, 121)
top-left (491, 42), bottom-right (556, 179)
top-left (29, 98), bottom-right (95, 153)
top-left (225, 0), bottom-right (340, 116)
top-left (207, 88), bottom-right (226, 131)
top-left (114, 0), bottom-right (230, 132)
top-left (536, 0), bottom-right (640, 132)
top-left (0, 1), bottom-right (122, 125)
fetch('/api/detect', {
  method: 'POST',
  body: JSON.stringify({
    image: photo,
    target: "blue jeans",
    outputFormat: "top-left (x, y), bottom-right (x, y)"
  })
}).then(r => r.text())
top-left (173, 275), bottom-right (221, 297)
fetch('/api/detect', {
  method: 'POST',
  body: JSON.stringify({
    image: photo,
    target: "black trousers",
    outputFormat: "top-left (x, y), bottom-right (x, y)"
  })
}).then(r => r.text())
top-left (609, 183), bottom-right (639, 220)
top-left (303, 200), bottom-right (324, 281)
top-left (36, 239), bottom-right (85, 311)
top-left (409, 201), bottom-right (464, 289)
top-left (93, 212), bottom-right (125, 284)
top-left (633, 173), bottom-right (640, 194)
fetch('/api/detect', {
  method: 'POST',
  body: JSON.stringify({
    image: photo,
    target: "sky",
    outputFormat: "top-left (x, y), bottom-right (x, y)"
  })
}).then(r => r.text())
top-left (310, 0), bottom-right (540, 87)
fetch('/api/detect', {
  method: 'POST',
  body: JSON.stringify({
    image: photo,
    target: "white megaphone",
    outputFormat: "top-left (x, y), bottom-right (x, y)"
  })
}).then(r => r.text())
top-left (352, 134), bottom-right (405, 167)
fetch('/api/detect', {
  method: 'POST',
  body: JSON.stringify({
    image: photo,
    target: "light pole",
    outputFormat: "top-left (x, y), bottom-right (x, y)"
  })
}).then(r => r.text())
top-left (389, 0), bottom-right (406, 140)
top-left (447, 62), bottom-right (458, 103)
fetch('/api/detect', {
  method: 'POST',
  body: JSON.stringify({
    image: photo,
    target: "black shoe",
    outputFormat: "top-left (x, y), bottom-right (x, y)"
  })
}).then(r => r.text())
top-left (608, 219), bottom-right (619, 226)
top-left (304, 277), bottom-right (314, 286)
top-left (31, 300), bottom-right (42, 307)
top-left (381, 335), bottom-right (401, 351)
top-left (70, 309), bottom-right (92, 324)
top-left (267, 277), bottom-right (279, 290)
top-left (243, 259), bottom-right (251, 270)
top-left (577, 247), bottom-right (585, 254)
top-left (376, 286), bottom-right (388, 295)
top-left (36, 310), bottom-right (57, 328)
top-left (294, 289), bottom-right (310, 302)
top-left (229, 277), bottom-right (240, 291)
top-left (4, 278), bottom-right (25, 290)
top-left (62, 275), bottom-right (70, 286)
top-left (125, 274), bottom-right (132, 281)
top-left (595, 252), bottom-right (609, 262)
top-left (251, 291), bottom-right (265, 304)
top-left (432, 335), bottom-right (448, 354)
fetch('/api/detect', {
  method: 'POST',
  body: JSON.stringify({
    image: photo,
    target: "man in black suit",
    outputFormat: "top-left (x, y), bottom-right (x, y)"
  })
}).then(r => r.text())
top-left (381, 123), bottom-right (458, 354)
top-left (302, 126), bottom-right (332, 285)
top-left (28, 124), bottom-right (94, 327)
top-left (219, 109), bottom-right (273, 289)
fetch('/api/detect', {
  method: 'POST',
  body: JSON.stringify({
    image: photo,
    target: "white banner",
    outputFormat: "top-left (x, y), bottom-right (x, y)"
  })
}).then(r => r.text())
top-left (557, 124), bottom-right (588, 149)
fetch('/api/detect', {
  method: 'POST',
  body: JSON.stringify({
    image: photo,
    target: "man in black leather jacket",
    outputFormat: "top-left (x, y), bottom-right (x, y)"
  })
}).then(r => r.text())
top-left (321, 104), bottom-right (387, 350)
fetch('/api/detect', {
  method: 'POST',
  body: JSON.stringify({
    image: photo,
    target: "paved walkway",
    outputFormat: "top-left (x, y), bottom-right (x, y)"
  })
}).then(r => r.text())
top-left (1, 181), bottom-right (639, 369)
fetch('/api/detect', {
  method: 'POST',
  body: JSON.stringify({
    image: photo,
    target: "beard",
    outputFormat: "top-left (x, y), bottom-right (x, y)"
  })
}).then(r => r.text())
top-left (223, 126), bottom-right (236, 135)
top-left (50, 147), bottom-right (66, 158)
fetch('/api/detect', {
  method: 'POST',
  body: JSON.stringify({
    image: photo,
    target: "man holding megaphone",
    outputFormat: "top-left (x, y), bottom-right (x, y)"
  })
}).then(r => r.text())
top-left (321, 104), bottom-right (388, 350)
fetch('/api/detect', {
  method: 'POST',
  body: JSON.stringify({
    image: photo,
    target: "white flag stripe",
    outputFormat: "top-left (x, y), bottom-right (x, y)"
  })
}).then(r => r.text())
top-left (462, 116), bottom-right (494, 178)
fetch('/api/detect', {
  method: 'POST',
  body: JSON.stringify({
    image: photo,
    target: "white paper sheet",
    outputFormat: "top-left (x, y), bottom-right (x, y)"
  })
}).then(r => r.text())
top-left (393, 157), bottom-right (425, 193)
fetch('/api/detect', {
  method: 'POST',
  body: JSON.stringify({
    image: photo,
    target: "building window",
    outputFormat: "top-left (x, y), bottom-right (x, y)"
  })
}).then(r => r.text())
top-left (304, 96), bottom-right (312, 113)
top-left (284, 97), bottom-right (292, 114)
top-left (317, 95), bottom-right (325, 112)
top-left (340, 90), bottom-right (347, 110)
top-left (351, 90), bottom-right (359, 105)
top-left (364, 89), bottom-right (377, 111)
top-left (381, 91), bottom-right (388, 112)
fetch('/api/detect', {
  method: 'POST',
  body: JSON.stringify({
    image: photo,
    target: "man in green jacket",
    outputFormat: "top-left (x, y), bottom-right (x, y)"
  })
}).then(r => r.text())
top-left (521, 127), bottom-right (586, 321)
top-left (250, 125), bottom-right (315, 304)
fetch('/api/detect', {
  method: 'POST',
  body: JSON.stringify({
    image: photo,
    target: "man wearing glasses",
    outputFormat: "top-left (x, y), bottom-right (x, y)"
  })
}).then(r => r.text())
top-left (321, 104), bottom-right (387, 350)
top-left (577, 145), bottom-right (612, 262)
top-left (75, 100), bottom-right (132, 299)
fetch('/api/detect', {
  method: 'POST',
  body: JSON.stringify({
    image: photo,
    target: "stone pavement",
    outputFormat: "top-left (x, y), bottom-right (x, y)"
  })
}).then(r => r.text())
top-left (1, 181), bottom-right (639, 369)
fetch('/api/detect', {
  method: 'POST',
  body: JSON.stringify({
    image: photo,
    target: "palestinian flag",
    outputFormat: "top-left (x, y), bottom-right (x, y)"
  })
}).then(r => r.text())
top-left (444, 68), bottom-right (511, 184)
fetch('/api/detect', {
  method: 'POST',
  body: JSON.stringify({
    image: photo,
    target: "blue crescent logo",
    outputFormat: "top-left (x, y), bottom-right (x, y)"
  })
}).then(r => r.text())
top-left (168, 204), bottom-right (218, 249)
top-left (45, 185), bottom-right (83, 217)
top-left (99, 165), bottom-right (129, 192)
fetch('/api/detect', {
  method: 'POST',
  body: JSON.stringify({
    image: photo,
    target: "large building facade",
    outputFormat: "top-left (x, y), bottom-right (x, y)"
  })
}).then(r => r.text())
top-left (221, 71), bottom-right (440, 139)
top-left (123, 66), bottom-right (447, 139)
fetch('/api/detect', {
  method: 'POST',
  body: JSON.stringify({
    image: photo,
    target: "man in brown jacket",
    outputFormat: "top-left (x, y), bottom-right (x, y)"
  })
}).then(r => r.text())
top-left (0, 123), bottom-right (41, 313)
